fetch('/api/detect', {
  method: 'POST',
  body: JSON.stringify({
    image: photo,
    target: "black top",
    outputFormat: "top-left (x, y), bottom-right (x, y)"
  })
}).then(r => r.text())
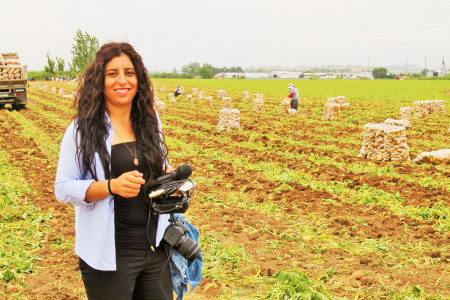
top-left (111, 142), bottom-right (158, 250)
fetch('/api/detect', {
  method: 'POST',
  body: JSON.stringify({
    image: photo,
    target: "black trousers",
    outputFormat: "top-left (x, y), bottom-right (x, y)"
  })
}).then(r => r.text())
top-left (79, 246), bottom-right (173, 300)
top-left (290, 99), bottom-right (299, 110)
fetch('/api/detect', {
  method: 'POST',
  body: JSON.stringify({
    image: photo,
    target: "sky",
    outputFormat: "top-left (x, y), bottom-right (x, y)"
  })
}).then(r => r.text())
top-left (3, 0), bottom-right (450, 72)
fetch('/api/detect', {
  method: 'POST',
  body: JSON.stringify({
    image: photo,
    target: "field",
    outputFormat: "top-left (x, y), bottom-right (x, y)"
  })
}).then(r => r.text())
top-left (0, 78), bottom-right (449, 299)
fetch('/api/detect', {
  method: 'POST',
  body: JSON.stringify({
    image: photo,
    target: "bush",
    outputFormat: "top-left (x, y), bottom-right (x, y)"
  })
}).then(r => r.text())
top-left (372, 67), bottom-right (388, 79)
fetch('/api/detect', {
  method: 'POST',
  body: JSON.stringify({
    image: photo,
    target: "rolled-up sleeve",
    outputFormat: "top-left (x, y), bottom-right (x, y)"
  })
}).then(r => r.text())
top-left (54, 121), bottom-right (95, 208)
top-left (156, 112), bottom-right (171, 168)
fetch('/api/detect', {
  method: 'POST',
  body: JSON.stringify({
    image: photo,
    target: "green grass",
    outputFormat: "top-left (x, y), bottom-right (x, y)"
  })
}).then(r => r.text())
top-left (0, 150), bottom-right (51, 298)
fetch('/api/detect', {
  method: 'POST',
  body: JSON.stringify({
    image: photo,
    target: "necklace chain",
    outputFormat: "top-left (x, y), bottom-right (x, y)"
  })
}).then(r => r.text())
top-left (114, 128), bottom-right (139, 166)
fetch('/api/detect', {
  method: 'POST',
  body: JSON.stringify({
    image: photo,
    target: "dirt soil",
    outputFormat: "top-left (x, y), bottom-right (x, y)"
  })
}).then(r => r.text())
top-left (0, 87), bottom-right (449, 299)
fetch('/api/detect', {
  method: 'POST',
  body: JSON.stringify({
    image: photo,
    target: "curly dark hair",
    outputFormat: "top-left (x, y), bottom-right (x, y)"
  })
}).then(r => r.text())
top-left (73, 42), bottom-right (168, 182)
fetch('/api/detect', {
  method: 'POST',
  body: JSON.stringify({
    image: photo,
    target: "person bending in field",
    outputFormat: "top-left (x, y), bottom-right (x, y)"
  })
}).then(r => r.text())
top-left (287, 83), bottom-right (299, 111)
top-left (54, 42), bottom-right (201, 300)
top-left (174, 86), bottom-right (181, 97)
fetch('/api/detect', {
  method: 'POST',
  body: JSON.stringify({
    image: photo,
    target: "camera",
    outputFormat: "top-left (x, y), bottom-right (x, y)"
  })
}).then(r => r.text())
top-left (145, 171), bottom-right (202, 262)
top-left (163, 219), bottom-right (202, 263)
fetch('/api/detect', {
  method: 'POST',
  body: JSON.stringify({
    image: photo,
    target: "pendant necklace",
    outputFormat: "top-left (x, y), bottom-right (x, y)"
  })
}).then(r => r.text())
top-left (114, 128), bottom-right (138, 166)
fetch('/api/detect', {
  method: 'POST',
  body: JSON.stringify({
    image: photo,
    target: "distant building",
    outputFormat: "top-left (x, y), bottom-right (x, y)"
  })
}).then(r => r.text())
top-left (269, 71), bottom-right (303, 79)
top-left (214, 72), bottom-right (269, 79)
top-left (427, 70), bottom-right (445, 77)
top-left (427, 59), bottom-right (447, 77)
top-left (214, 71), bottom-right (373, 79)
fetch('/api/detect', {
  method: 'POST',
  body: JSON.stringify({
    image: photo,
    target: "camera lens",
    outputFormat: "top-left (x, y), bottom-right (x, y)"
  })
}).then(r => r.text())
top-left (175, 235), bottom-right (202, 263)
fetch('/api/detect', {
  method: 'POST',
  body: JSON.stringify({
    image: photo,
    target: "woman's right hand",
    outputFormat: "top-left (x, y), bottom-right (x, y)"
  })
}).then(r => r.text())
top-left (110, 170), bottom-right (145, 198)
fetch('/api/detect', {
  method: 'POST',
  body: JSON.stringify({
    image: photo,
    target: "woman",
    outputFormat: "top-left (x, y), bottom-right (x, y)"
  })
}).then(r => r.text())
top-left (55, 43), bottom-right (175, 299)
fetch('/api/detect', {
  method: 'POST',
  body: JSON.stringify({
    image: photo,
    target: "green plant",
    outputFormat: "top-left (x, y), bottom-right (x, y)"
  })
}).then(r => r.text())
top-left (265, 270), bottom-right (331, 299)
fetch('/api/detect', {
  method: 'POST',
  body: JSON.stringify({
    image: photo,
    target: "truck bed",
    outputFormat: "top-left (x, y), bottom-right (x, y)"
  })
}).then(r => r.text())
top-left (0, 79), bottom-right (28, 87)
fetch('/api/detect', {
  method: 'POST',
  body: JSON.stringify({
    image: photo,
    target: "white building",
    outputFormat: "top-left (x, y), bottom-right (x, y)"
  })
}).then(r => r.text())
top-left (427, 60), bottom-right (446, 77)
top-left (268, 71), bottom-right (303, 79)
top-left (214, 71), bottom-right (372, 79)
top-left (427, 70), bottom-right (446, 77)
top-left (214, 72), bottom-right (269, 79)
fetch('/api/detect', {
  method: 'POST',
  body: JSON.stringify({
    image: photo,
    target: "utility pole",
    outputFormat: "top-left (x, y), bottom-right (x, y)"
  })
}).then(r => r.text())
top-left (443, 57), bottom-right (446, 76)
top-left (406, 59), bottom-right (408, 74)
top-left (425, 56), bottom-right (427, 70)
top-left (368, 59), bottom-right (371, 79)
top-left (334, 59), bottom-right (337, 78)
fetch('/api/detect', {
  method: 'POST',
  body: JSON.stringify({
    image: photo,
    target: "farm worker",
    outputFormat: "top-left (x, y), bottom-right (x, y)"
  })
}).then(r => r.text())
top-left (54, 42), bottom-right (202, 300)
top-left (174, 85), bottom-right (181, 97)
top-left (287, 83), bottom-right (299, 111)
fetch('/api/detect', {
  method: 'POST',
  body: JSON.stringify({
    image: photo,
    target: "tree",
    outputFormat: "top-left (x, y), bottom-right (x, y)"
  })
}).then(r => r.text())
top-left (421, 68), bottom-right (429, 77)
top-left (44, 54), bottom-right (55, 74)
top-left (56, 57), bottom-right (65, 72)
top-left (68, 59), bottom-right (76, 74)
top-left (197, 63), bottom-right (214, 79)
top-left (181, 62), bottom-right (201, 76)
top-left (372, 67), bottom-right (388, 79)
top-left (71, 29), bottom-right (99, 73)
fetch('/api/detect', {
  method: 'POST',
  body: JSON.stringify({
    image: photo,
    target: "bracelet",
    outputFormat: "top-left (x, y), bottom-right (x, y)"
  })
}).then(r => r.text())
top-left (107, 179), bottom-right (116, 196)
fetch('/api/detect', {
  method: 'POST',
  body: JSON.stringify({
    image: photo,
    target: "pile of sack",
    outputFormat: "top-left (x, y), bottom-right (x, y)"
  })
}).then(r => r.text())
top-left (359, 123), bottom-right (410, 161)
top-left (0, 53), bottom-right (24, 80)
top-left (323, 103), bottom-right (341, 120)
top-left (413, 100), bottom-right (445, 117)
top-left (399, 107), bottom-right (411, 121)
top-left (413, 149), bottom-right (450, 164)
top-left (326, 96), bottom-right (350, 108)
top-left (280, 98), bottom-right (291, 114)
top-left (217, 108), bottom-right (240, 131)
top-left (154, 101), bottom-right (166, 116)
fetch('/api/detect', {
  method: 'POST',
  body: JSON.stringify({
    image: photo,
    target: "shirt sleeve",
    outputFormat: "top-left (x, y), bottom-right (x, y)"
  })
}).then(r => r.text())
top-left (54, 121), bottom-right (95, 208)
top-left (156, 111), bottom-right (171, 168)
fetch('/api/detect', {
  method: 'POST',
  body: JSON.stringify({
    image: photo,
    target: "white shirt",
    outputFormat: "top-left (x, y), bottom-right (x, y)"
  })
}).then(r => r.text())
top-left (54, 113), bottom-right (170, 271)
top-left (289, 87), bottom-right (299, 100)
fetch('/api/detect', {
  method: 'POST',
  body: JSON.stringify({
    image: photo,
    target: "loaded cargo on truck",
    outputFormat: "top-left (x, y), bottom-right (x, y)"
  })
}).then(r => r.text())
top-left (0, 53), bottom-right (28, 110)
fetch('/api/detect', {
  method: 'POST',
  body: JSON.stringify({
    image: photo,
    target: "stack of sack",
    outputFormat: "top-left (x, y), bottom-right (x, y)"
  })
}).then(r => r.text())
top-left (154, 101), bottom-right (166, 116)
top-left (204, 96), bottom-right (213, 107)
top-left (399, 107), bottom-right (411, 121)
top-left (323, 103), bottom-right (341, 120)
top-left (429, 100), bottom-right (445, 113)
top-left (253, 94), bottom-right (264, 101)
top-left (413, 100), bottom-right (445, 117)
top-left (327, 96), bottom-right (349, 108)
top-left (217, 108), bottom-right (240, 131)
top-left (253, 97), bottom-right (264, 112)
top-left (384, 118), bottom-right (411, 128)
top-left (359, 123), bottom-right (410, 161)
top-left (217, 90), bottom-right (227, 99)
top-left (280, 98), bottom-right (291, 114)
top-left (413, 149), bottom-right (450, 165)
top-left (0, 53), bottom-right (23, 80)
top-left (222, 97), bottom-right (231, 108)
